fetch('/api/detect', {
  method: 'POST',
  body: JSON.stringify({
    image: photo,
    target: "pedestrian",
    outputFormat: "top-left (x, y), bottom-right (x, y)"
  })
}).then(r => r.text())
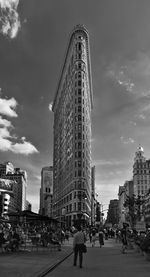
top-left (98, 229), bottom-right (104, 248)
top-left (89, 230), bottom-right (92, 243)
top-left (91, 228), bottom-right (96, 247)
top-left (121, 225), bottom-right (128, 254)
top-left (73, 225), bottom-right (86, 268)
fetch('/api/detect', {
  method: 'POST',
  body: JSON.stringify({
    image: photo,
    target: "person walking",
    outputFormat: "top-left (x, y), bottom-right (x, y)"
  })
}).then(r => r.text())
top-left (73, 225), bottom-right (86, 268)
top-left (98, 229), bottom-right (104, 248)
top-left (121, 225), bottom-right (128, 254)
top-left (91, 228), bottom-right (96, 247)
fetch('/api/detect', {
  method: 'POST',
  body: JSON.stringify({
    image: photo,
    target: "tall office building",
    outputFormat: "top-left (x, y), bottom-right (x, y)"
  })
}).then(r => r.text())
top-left (52, 25), bottom-right (93, 226)
top-left (39, 166), bottom-right (53, 217)
top-left (0, 162), bottom-right (27, 213)
top-left (91, 165), bottom-right (96, 225)
top-left (133, 146), bottom-right (150, 196)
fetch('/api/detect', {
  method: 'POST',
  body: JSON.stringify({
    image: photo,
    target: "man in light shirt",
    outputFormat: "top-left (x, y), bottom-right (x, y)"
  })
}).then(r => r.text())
top-left (73, 225), bottom-right (86, 268)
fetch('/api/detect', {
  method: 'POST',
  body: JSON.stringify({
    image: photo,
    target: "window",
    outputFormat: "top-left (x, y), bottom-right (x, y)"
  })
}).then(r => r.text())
top-left (78, 42), bottom-right (81, 51)
top-left (78, 88), bottom-right (81, 95)
top-left (78, 53), bottom-right (81, 59)
top-left (78, 115), bottom-right (81, 121)
top-left (78, 80), bottom-right (81, 86)
top-left (78, 202), bottom-right (81, 210)
top-left (78, 72), bottom-right (81, 78)
top-left (78, 106), bottom-right (81, 112)
top-left (78, 151), bottom-right (81, 158)
top-left (78, 170), bottom-right (81, 176)
top-left (78, 142), bottom-right (82, 149)
top-left (78, 161), bottom-right (81, 167)
top-left (78, 63), bottom-right (81, 69)
top-left (78, 132), bottom-right (82, 139)
top-left (78, 97), bottom-right (81, 104)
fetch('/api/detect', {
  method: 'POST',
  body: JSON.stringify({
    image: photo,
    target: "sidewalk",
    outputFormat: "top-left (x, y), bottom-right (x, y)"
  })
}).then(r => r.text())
top-left (0, 238), bottom-right (73, 277)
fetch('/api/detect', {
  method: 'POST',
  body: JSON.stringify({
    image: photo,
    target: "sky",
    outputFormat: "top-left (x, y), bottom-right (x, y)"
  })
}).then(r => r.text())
top-left (1, 0), bottom-right (150, 216)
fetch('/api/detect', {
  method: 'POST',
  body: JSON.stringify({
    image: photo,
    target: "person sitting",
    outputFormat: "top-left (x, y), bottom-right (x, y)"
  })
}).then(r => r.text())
top-left (48, 231), bottom-right (61, 251)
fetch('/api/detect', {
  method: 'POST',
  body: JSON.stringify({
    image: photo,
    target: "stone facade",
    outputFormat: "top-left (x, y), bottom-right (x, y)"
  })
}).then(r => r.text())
top-left (52, 25), bottom-right (93, 226)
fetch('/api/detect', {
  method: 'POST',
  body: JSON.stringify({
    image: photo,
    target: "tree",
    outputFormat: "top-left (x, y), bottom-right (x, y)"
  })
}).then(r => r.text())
top-left (124, 194), bottom-right (145, 228)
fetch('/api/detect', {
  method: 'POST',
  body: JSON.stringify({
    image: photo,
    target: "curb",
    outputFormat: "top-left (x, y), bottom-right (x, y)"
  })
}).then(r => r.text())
top-left (36, 251), bottom-right (73, 277)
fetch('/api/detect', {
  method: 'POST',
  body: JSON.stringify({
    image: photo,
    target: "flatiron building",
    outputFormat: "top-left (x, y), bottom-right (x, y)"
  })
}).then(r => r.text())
top-left (52, 25), bottom-right (93, 226)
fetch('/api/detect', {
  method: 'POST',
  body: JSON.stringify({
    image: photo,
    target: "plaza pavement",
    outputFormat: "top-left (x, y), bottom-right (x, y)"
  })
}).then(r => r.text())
top-left (1, 237), bottom-right (150, 277)
top-left (47, 238), bottom-right (150, 277)
top-left (0, 238), bottom-right (73, 277)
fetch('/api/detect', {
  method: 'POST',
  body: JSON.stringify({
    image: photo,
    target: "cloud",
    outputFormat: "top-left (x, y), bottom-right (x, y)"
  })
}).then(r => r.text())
top-left (107, 52), bottom-right (150, 99)
top-left (0, 94), bottom-right (39, 155)
top-left (11, 137), bottom-right (39, 155)
top-left (129, 121), bottom-right (136, 126)
top-left (0, 97), bottom-right (18, 117)
top-left (0, 0), bottom-right (21, 39)
top-left (0, 115), bottom-right (12, 128)
top-left (120, 136), bottom-right (135, 144)
top-left (48, 102), bottom-right (53, 112)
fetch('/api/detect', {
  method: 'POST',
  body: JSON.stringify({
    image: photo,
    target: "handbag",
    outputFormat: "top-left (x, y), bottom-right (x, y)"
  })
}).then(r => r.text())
top-left (82, 244), bottom-right (87, 253)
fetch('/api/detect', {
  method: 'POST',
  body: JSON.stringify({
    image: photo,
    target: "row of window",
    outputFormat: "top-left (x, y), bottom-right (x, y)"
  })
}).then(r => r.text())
top-left (137, 180), bottom-right (149, 184)
top-left (135, 170), bottom-right (150, 174)
top-left (62, 202), bottom-right (86, 213)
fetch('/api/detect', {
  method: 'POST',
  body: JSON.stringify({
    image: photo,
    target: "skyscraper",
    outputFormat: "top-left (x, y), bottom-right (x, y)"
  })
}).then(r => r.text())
top-left (133, 146), bottom-right (150, 196)
top-left (52, 25), bottom-right (93, 226)
top-left (39, 166), bottom-right (53, 217)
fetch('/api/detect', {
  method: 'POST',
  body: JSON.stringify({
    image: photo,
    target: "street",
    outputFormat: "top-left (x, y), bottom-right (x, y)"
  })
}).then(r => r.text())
top-left (47, 239), bottom-right (150, 277)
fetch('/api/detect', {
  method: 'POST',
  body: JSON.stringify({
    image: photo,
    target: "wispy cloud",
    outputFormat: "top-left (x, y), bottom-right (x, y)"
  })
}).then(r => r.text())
top-left (48, 102), bottom-right (53, 112)
top-left (107, 52), bottom-right (150, 99)
top-left (120, 136), bottom-right (135, 144)
top-left (0, 0), bottom-right (21, 39)
top-left (0, 93), bottom-right (39, 155)
top-left (11, 137), bottom-right (39, 155)
top-left (0, 97), bottom-right (18, 117)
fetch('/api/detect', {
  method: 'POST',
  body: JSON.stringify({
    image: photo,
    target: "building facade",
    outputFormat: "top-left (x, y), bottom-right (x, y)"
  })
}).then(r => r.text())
top-left (39, 166), bottom-right (53, 217)
top-left (0, 162), bottom-right (27, 213)
top-left (106, 199), bottom-right (119, 226)
top-left (133, 146), bottom-right (150, 227)
top-left (52, 25), bottom-right (93, 226)
top-left (91, 165), bottom-right (96, 226)
top-left (133, 146), bottom-right (150, 197)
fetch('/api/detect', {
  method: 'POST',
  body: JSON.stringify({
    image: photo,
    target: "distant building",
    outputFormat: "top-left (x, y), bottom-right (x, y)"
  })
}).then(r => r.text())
top-left (106, 199), bottom-right (119, 226)
top-left (133, 146), bottom-right (150, 196)
top-left (118, 186), bottom-right (126, 227)
top-left (52, 25), bottom-right (93, 226)
top-left (39, 166), bottom-right (53, 217)
top-left (0, 162), bottom-right (27, 214)
top-left (25, 200), bottom-right (32, 211)
top-left (91, 166), bottom-right (96, 225)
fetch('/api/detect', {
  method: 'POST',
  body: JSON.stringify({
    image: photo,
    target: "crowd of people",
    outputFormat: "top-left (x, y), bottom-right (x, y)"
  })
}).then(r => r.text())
top-left (72, 224), bottom-right (150, 268)
top-left (0, 221), bottom-right (72, 253)
top-left (1, 219), bottom-right (150, 269)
